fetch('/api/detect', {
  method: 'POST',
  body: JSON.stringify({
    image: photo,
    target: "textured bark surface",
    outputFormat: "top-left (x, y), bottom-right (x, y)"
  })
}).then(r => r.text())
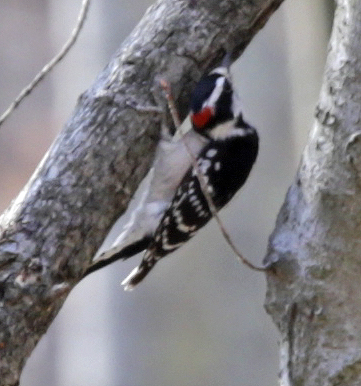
top-left (265, 1), bottom-right (361, 385)
top-left (0, 0), bottom-right (284, 384)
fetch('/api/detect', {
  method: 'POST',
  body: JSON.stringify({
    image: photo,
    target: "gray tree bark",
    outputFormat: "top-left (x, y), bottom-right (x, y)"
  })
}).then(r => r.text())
top-left (0, 0), bottom-right (284, 384)
top-left (265, 0), bottom-right (361, 385)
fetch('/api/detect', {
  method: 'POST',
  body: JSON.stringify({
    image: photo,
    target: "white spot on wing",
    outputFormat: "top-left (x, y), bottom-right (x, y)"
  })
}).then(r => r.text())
top-left (206, 148), bottom-right (217, 158)
top-left (189, 195), bottom-right (197, 202)
top-left (177, 222), bottom-right (196, 232)
top-left (198, 158), bottom-right (212, 174)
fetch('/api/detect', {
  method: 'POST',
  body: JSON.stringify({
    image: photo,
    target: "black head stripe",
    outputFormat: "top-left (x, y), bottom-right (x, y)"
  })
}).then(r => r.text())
top-left (190, 73), bottom-right (224, 113)
top-left (213, 78), bottom-right (233, 123)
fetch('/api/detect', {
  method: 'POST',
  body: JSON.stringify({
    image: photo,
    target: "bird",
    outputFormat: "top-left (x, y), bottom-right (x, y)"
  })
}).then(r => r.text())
top-left (83, 54), bottom-right (259, 291)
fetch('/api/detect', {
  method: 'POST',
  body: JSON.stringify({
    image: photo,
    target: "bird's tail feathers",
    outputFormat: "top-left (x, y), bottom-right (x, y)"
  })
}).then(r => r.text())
top-left (121, 260), bottom-right (154, 291)
top-left (82, 236), bottom-right (152, 279)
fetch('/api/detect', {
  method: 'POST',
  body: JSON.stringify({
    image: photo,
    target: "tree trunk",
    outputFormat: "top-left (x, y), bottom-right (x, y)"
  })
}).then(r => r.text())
top-left (0, 0), bottom-right (284, 384)
top-left (265, 1), bottom-right (361, 384)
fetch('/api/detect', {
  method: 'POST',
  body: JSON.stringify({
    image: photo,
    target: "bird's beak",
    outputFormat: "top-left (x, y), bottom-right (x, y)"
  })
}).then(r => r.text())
top-left (221, 51), bottom-right (232, 69)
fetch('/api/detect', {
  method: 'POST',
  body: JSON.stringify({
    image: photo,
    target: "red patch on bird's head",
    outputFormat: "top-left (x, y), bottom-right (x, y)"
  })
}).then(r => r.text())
top-left (190, 106), bottom-right (214, 131)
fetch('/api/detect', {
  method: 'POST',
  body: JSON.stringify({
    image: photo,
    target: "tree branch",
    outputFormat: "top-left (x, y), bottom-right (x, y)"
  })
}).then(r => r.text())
top-left (0, 0), bottom-right (284, 384)
top-left (264, 1), bottom-right (361, 384)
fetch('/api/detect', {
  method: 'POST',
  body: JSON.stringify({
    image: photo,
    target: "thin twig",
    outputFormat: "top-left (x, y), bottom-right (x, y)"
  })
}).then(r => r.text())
top-left (0, 0), bottom-right (91, 128)
top-left (159, 79), bottom-right (182, 128)
top-left (161, 79), bottom-right (266, 272)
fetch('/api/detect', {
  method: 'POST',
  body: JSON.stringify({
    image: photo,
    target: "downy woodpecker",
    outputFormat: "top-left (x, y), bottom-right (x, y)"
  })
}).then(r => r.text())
top-left (84, 55), bottom-right (259, 290)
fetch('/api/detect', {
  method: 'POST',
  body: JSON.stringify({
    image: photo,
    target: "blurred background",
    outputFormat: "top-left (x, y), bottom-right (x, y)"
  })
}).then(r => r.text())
top-left (0, 1), bottom-right (334, 385)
